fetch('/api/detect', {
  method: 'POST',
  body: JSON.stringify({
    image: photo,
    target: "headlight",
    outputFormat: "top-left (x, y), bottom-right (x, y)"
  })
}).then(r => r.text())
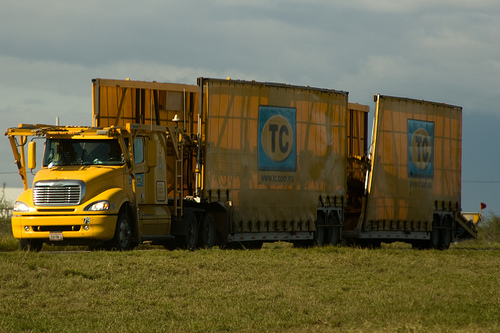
top-left (84, 200), bottom-right (110, 211)
top-left (13, 201), bottom-right (30, 212)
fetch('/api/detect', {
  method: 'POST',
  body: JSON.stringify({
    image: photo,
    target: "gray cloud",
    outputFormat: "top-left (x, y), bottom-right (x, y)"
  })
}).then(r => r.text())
top-left (1, 1), bottom-right (499, 212)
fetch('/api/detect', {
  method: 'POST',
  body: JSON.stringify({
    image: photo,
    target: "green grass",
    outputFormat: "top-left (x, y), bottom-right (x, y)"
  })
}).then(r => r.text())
top-left (1, 216), bottom-right (500, 332)
top-left (0, 217), bottom-right (18, 251)
top-left (0, 245), bottom-right (499, 332)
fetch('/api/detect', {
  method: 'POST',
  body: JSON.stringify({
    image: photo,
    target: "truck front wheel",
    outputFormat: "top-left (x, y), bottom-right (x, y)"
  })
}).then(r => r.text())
top-left (111, 210), bottom-right (132, 251)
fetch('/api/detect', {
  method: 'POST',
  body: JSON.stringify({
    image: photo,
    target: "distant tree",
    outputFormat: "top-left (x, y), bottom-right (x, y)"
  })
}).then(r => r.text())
top-left (0, 182), bottom-right (12, 219)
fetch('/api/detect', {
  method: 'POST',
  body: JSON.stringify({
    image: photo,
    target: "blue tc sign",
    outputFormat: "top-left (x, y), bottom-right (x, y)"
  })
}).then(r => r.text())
top-left (407, 119), bottom-right (434, 178)
top-left (258, 106), bottom-right (296, 171)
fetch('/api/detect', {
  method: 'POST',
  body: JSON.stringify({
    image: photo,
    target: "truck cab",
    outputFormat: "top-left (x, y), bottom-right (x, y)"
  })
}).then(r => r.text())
top-left (6, 124), bottom-right (179, 251)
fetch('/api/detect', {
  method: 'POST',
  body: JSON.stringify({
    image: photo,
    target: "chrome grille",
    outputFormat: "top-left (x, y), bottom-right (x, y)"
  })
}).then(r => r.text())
top-left (33, 180), bottom-right (85, 206)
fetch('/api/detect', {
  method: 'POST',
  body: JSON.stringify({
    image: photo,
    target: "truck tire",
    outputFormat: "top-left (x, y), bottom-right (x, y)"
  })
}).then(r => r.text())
top-left (111, 210), bottom-right (132, 251)
top-left (20, 239), bottom-right (43, 252)
top-left (430, 215), bottom-right (441, 249)
top-left (181, 213), bottom-right (199, 250)
top-left (314, 214), bottom-right (326, 246)
top-left (327, 212), bottom-right (341, 246)
top-left (440, 215), bottom-right (453, 250)
top-left (199, 213), bottom-right (216, 249)
top-left (329, 226), bottom-right (341, 246)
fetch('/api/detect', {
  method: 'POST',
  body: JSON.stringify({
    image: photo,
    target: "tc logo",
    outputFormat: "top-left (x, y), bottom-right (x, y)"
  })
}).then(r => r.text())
top-left (408, 119), bottom-right (434, 178)
top-left (410, 128), bottom-right (432, 169)
top-left (261, 115), bottom-right (293, 162)
top-left (258, 106), bottom-right (296, 171)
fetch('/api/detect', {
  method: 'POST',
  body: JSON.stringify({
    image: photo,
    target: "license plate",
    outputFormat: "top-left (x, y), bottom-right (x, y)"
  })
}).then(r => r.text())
top-left (49, 233), bottom-right (63, 241)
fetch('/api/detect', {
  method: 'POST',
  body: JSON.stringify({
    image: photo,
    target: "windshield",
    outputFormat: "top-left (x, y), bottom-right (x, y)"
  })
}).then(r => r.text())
top-left (43, 139), bottom-right (125, 167)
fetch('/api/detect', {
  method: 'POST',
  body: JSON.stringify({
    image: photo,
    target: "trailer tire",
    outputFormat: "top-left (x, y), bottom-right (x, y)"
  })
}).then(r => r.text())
top-left (199, 213), bottom-right (216, 249)
top-left (20, 239), bottom-right (43, 252)
top-left (181, 213), bottom-right (199, 250)
top-left (440, 215), bottom-right (453, 250)
top-left (327, 212), bottom-right (341, 246)
top-left (314, 214), bottom-right (326, 246)
top-left (430, 215), bottom-right (441, 249)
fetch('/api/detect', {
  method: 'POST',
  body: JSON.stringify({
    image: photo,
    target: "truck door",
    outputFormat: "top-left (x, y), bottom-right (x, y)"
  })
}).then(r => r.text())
top-left (133, 136), bottom-right (148, 204)
top-left (133, 135), bottom-right (170, 236)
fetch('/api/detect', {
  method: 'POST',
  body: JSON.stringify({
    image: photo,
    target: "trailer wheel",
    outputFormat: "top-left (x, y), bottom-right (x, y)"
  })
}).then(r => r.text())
top-left (181, 213), bottom-right (199, 250)
top-left (19, 239), bottom-right (43, 252)
top-left (199, 213), bottom-right (216, 249)
top-left (327, 212), bottom-right (341, 246)
top-left (314, 214), bottom-right (326, 246)
top-left (430, 215), bottom-right (441, 249)
top-left (440, 215), bottom-right (453, 250)
top-left (111, 210), bottom-right (132, 251)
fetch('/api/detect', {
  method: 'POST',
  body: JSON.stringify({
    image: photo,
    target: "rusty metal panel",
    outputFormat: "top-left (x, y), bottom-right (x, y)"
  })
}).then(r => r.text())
top-left (363, 95), bottom-right (462, 231)
top-left (348, 103), bottom-right (369, 158)
top-left (202, 79), bottom-right (348, 232)
top-left (92, 78), bottom-right (199, 129)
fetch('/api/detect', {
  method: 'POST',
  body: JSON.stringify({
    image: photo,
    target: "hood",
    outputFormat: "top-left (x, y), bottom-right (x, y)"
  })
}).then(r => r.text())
top-left (33, 165), bottom-right (128, 203)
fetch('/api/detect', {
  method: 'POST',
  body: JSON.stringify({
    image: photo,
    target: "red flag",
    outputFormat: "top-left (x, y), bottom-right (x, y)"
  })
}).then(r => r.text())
top-left (480, 202), bottom-right (487, 210)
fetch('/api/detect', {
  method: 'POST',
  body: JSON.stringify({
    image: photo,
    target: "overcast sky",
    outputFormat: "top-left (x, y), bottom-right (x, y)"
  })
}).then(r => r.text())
top-left (1, 1), bottom-right (499, 214)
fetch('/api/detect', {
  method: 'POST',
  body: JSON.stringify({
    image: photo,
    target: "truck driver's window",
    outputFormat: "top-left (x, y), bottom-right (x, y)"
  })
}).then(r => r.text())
top-left (134, 138), bottom-right (144, 164)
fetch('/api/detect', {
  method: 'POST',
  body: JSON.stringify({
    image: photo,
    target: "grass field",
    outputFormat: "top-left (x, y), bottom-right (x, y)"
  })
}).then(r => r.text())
top-left (1, 217), bottom-right (500, 333)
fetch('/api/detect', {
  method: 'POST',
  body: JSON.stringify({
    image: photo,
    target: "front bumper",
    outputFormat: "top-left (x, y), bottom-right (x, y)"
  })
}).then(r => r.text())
top-left (12, 214), bottom-right (117, 243)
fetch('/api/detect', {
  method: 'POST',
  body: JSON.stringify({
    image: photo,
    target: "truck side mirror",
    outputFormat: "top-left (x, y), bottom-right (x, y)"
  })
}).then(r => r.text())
top-left (147, 140), bottom-right (157, 167)
top-left (28, 141), bottom-right (36, 169)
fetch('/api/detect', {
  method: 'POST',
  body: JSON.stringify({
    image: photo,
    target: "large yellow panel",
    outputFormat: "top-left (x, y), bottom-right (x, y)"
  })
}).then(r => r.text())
top-left (364, 95), bottom-right (462, 230)
top-left (92, 78), bottom-right (199, 131)
top-left (203, 79), bottom-right (348, 231)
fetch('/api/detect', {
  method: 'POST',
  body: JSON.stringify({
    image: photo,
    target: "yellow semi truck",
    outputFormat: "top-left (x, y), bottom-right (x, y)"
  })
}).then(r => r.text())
top-left (5, 78), bottom-right (477, 251)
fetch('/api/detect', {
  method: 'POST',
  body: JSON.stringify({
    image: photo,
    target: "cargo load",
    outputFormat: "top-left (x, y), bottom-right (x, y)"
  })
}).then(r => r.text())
top-left (344, 95), bottom-right (476, 248)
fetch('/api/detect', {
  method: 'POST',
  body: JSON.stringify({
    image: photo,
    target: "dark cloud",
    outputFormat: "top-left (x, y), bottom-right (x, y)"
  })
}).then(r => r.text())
top-left (1, 1), bottom-right (499, 212)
